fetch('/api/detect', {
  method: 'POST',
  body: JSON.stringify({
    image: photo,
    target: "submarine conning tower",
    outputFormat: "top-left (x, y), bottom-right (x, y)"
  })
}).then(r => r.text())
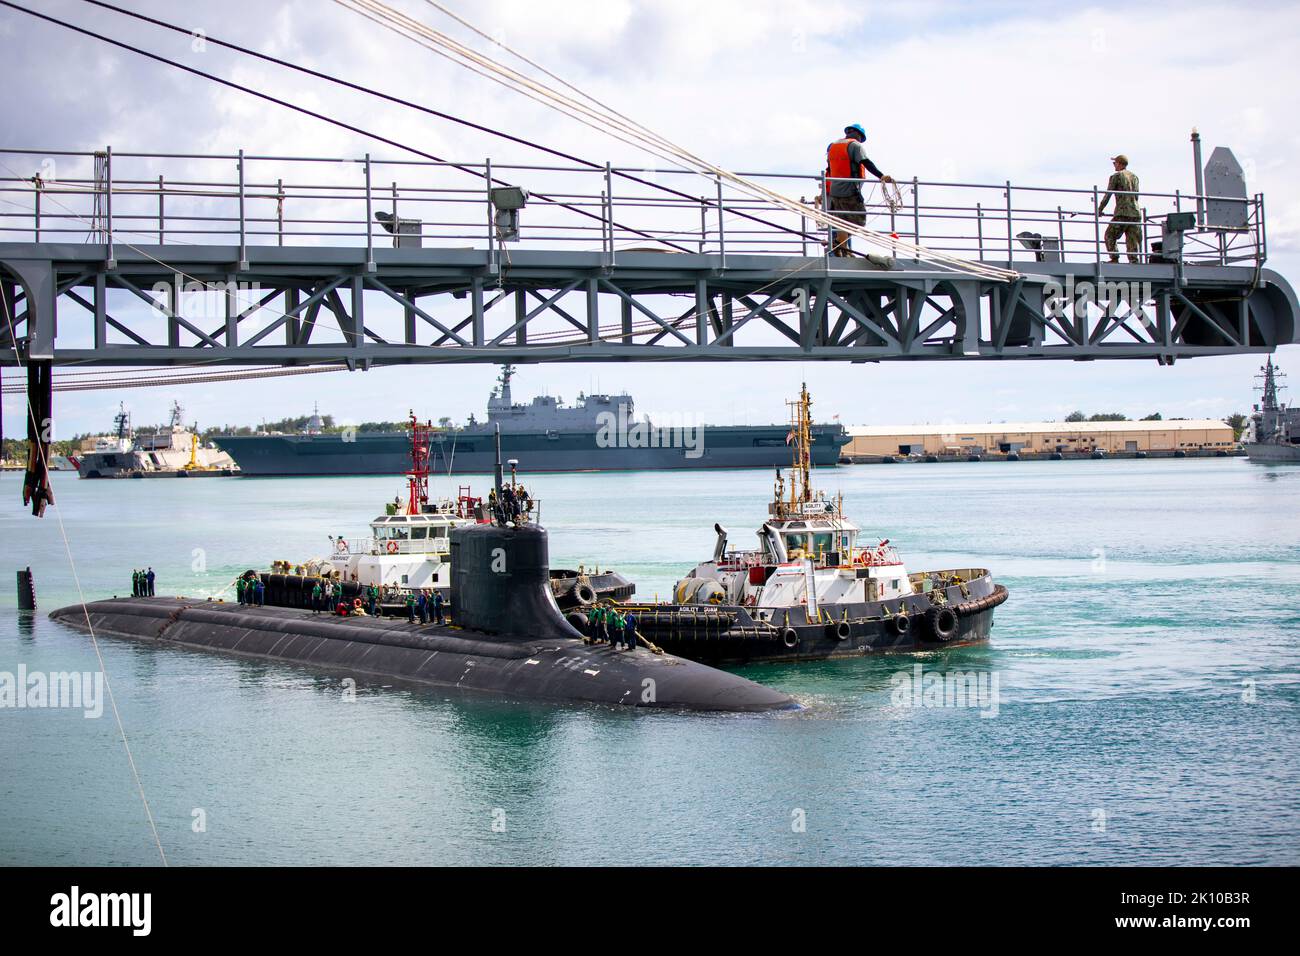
top-left (450, 520), bottom-right (579, 641)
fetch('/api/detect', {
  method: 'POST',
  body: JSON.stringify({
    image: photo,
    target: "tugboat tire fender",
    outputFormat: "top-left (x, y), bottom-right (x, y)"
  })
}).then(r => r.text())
top-left (573, 583), bottom-right (597, 606)
top-left (889, 613), bottom-right (911, 636)
top-left (782, 628), bottom-right (799, 649)
top-left (927, 605), bottom-right (959, 642)
top-left (824, 621), bottom-right (851, 641)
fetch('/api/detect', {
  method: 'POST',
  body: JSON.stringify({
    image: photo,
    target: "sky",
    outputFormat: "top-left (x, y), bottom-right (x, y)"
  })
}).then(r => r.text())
top-left (1, 0), bottom-right (1298, 437)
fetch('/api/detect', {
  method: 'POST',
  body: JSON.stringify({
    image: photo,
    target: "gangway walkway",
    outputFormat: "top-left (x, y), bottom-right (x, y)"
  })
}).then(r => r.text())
top-left (0, 146), bottom-right (1295, 368)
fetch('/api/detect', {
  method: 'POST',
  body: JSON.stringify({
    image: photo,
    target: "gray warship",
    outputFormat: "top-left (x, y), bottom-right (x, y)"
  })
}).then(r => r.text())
top-left (214, 365), bottom-right (849, 476)
top-left (1244, 358), bottom-right (1300, 464)
top-left (76, 402), bottom-right (238, 479)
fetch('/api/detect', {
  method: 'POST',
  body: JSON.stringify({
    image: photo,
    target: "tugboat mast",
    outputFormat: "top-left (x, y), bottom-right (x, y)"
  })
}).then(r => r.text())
top-left (406, 410), bottom-right (432, 515)
top-left (785, 383), bottom-right (814, 515)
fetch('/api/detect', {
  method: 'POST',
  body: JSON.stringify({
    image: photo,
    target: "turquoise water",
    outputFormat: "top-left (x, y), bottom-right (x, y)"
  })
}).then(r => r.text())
top-left (1, 459), bottom-right (1298, 866)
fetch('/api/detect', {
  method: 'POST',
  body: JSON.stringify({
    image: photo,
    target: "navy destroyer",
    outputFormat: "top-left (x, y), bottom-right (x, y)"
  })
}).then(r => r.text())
top-left (76, 402), bottom-right (238, 479)
top-left (1244, 358), bottom-right (1300, 464)
top-left (214, 366), bottom-right (849, 476)
top-left (590, 385), bottom-right (1007, 664)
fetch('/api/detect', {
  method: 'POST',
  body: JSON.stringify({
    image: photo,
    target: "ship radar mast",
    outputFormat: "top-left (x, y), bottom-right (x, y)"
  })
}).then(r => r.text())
top-left (168, 400), bottom-right (185, 431)
top-left (113, 403), bottom-right (131, 440)
top-left (496, 364), bottom-right (516, 406)
top-left (1256, 357), bottom-right (1286, 411)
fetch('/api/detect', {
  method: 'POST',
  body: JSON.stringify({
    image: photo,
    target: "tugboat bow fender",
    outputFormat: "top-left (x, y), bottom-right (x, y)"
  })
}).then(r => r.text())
top-left (953, 584), bottom-right (1009, 618)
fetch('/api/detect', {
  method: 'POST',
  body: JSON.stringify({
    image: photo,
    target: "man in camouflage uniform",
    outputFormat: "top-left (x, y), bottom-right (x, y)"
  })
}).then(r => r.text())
top-left (1099, 154), bottom-right (1142, 263)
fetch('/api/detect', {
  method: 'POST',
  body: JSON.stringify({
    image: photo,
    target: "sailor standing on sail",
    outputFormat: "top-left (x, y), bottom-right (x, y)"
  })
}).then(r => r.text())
top-left (824, 124), bottom-right (895, 257)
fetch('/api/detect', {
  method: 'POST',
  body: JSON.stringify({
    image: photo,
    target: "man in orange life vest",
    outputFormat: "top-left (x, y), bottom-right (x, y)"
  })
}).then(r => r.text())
top-left (825, 123), bottom-right (894, 257)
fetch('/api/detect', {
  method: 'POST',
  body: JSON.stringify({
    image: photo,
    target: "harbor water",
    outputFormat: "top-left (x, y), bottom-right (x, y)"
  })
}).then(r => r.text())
top-left (2, 458), bottom-right (1298, 865)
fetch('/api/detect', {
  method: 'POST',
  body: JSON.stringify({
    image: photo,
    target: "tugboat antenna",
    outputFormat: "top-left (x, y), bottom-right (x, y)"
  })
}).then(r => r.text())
top-left (493, 422), bottom-right (504, 499)
top-left (406, 409), bottom-right (431, 515)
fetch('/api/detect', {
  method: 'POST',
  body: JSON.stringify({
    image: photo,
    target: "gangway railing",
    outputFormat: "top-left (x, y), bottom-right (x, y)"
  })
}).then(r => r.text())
top-left (0, 147), bottom-right (1267, 268)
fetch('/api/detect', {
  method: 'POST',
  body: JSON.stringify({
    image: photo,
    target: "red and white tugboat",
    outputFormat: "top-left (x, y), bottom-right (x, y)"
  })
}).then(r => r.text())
top-left (248, 416), bottom-right (634, 614)
top-left (624, 385), bottom-right (1007, 664)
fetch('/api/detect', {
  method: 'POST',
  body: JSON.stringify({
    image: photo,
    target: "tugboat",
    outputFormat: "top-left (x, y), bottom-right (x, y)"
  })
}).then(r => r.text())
top-left (1244, 358), bottom-right (1300, 464)
top-left (246, 415), bottom-right (633, 613)
top-left (611, 385), bottom-right (1007, 665)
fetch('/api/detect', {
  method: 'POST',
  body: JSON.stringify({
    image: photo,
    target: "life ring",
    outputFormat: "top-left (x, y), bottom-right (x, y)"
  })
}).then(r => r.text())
top-left (927, 606), bottom-right (959, 642)
top-left (386, 541), bottom-right (399, 554)
top-left (782, 628), bottom-right (799, 649)
top-left (335, 539), bottom-right (349, 553)
top-left (353, 598), bottom-right (362, 609)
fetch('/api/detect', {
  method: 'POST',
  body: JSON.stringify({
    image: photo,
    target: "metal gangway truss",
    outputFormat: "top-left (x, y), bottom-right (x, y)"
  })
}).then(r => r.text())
top-left (0, 146), bottom-right (1296, 369)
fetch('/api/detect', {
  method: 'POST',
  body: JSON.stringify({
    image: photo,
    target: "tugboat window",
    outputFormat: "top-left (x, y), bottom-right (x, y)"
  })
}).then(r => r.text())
top-left (411, 527), bottom-right (427, 540)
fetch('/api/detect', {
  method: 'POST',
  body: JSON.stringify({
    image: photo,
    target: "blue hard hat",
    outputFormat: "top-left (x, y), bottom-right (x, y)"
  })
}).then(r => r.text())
top-left (844, 123), bottom-right (866, 141)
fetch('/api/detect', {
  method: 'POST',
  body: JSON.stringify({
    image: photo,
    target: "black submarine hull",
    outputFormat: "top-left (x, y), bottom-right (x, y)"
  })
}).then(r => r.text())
top-left (48, 598), bottom-right (795, 711)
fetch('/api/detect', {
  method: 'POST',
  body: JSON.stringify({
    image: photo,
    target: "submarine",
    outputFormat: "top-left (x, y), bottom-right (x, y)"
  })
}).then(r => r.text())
top-left (49, 517), bottom-right (796, 714)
